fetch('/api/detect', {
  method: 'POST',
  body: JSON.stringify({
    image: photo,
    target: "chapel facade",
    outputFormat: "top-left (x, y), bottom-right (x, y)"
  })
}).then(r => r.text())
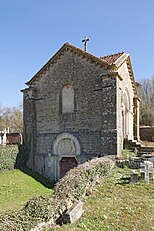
top-left (22, 43), bottom-right (140, 181)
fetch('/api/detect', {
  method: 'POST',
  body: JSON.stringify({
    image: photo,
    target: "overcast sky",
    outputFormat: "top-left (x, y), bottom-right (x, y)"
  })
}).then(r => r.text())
top-left (0, 0), bottom-right (154, 107)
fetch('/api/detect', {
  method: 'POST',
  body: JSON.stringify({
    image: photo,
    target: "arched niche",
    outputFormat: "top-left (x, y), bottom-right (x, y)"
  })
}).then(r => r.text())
top-left (123, 87), bottom-right (131, 111)
top-left (121, 88), bottom-right (131, 139)
top-left (53, 133), bottom-right (81, 156)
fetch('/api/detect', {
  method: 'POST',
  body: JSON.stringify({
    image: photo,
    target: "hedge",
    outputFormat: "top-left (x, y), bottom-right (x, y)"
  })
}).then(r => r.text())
top-left (0, 156), bottom-right (115, 231)
top-left (0, 145), bottom-right (18, 172)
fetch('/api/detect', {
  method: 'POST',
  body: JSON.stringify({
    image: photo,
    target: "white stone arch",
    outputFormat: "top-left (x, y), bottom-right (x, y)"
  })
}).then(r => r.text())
top-left (53, 133), bottom-right (81, 180)
top-left (123, 87), bottom-right (131, 111)
top-left (121, 88), bottom-right (131, 139)
top-left (53, 133), bottom-right (81, 156)
top-left (61, 84), bottom-right (74, 113)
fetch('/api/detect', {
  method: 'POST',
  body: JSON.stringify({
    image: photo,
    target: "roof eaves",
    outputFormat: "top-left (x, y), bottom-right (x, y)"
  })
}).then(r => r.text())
top-left (26, 43), bottom-right (109, 86)
top-left (100, 52), bottom-right (124, 65)
top-left (113, 53), bottom-right (129, 68)
top-left (126, 56), bottom-right (137, 95)
top-left (26, 43), bottom-right (69, 86)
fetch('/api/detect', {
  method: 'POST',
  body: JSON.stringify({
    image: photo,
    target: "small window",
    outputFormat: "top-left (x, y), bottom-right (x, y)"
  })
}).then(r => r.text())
top-left (62, 84), bottom-right (74, 113)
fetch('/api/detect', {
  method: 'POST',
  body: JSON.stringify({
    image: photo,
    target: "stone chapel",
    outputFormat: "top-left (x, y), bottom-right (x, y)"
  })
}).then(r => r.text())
top-left (22, 42), bottom-right (140, 181)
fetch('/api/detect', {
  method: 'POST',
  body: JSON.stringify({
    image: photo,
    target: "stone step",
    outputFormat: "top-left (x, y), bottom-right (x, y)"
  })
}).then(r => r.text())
top-left (124, 139), bottom-right (142, 149)
top-left (137, 147), bottom-right (154, 157)
top-left (139, 147), bottom-right (154, 152)
top-left (138, 152), bottom-right (153, 156)
top-left (124, 139), bottom-right (154, 156)
top-left (130, 140), bottom-right (142, 148)
top-left (132, 140), bottom-right (141, 145)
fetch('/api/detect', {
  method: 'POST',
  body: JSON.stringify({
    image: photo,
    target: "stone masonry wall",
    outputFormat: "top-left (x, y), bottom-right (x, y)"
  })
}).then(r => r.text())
top-left (22, 88), bottom-right (36, 169)
top-left (24, 50), bottom-right (118, 180)
top-left (140, 127), bottom-right (154, 141)
top-left (101, 76), bottom-right (117, 155)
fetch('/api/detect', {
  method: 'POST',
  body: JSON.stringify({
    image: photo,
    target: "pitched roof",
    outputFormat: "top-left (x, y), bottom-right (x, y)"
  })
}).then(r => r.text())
top-left (26, 43), bottom-right (109, 86)
top-left (100, 52), bottom-right (124, 65)
top-left (25, 43), bottom-right (136, 94)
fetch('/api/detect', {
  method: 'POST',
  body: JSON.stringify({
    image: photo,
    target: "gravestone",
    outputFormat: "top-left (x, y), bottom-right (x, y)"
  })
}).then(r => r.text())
top-left (149, 156), bottom-right (154, 163)
top-left (140, 161), bottom-right (154, 184)
top-left (62, 200), bottom-right (84, 224)
top-left (130, 173), bottom-right (139, 184)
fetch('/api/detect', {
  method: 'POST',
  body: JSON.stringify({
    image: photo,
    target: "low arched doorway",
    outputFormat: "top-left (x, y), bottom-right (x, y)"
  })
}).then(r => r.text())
top-left (53, 133), bottom-right (81, 180)
top-left (60, 157), bottom-right (77, 178)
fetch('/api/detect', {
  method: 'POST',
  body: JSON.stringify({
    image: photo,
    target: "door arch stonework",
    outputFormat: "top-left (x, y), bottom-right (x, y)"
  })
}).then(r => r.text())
top-left (53, 133), bottom-right (80, 156)
top-left (53, 133), bottom-right (81, 179)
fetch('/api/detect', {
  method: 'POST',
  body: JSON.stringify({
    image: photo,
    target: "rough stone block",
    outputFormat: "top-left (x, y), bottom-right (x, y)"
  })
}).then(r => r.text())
top-left (130, 173), bottom-right (139, 184)
top-left (62, 200), bottom-right (84, 224)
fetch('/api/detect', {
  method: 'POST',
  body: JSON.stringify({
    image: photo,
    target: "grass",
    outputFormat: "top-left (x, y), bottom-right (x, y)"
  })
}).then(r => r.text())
top-left (49, 167), bottom-right (154, 231)
top-left (0, 156), bottom-right (114, 230)
top-left (121, 149), bottom-right (136, 159)
top-left (0, 145), bottom-right (154, 231)
top-left (0, 169), bottom-right (53, 214)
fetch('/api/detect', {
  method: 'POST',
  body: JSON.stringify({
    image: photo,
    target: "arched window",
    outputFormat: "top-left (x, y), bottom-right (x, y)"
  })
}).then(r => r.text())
top-left (62, 84), bottom-right (74, 113)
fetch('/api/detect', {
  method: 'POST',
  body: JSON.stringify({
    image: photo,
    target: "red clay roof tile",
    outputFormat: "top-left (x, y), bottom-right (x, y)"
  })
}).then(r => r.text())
top-left (100, 52), bottom-right (124, 65)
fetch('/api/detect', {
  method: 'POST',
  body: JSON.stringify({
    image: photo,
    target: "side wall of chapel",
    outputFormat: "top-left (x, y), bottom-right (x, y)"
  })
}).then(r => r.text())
top-left (116, 60), bottom-right (135, 154)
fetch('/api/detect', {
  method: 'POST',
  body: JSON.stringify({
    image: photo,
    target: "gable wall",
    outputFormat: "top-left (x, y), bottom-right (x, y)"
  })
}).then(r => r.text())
top-left (32, 51), bottom-right (104, 133)
top-left (23, 51), bottom-right (118, 179)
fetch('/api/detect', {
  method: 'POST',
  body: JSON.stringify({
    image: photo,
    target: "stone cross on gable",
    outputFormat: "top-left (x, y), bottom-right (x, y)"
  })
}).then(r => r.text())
top-left (82, 36), bottom-right (90, 52)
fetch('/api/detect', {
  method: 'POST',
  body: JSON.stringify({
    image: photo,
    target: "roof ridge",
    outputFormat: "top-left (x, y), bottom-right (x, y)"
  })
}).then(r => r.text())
top-left (100, 51), bottom-right (125, 65)
top-left (100, 51), bottom-right (124, 59)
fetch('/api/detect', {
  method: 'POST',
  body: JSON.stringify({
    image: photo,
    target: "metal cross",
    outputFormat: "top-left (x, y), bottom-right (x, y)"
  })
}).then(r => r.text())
top-left (82, 36), bottom-right (90, 52)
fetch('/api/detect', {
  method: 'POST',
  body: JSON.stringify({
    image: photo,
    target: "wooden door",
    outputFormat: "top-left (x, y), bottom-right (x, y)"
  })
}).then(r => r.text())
top-left (60, 157), bottom-right (77, 178)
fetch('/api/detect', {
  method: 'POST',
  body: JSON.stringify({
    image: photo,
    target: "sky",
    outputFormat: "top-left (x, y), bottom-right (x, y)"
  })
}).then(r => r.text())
top-left (0, 0), bottom-right (154, 107)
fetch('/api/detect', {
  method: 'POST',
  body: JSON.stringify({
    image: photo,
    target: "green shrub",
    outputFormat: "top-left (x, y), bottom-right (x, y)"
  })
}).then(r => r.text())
top-left (54, 156), bottom-right (115, 211)
top-left (0, 145), bottom-right (18, 172)
top-left (0, 156), bottom-right (115, 230)
top-left (121, 149), bottom-right (136, 159)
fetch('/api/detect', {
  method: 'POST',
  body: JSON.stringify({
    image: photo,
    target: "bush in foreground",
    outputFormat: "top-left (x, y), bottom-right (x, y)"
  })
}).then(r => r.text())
top-left (0, 156), bottom-right (115, 230)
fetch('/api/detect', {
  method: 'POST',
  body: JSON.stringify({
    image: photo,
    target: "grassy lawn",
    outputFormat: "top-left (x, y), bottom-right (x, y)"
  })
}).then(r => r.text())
top-left (0, 169), bottom-right (53, 214)
top-left (50, 168), bottom-right (154, 231)
top-left (1, 145), bottom-right (154, 231)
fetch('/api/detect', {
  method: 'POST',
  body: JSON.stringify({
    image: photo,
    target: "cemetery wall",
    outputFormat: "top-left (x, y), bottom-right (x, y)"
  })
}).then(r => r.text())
top-left (140, 126), bottom-right (154, 142)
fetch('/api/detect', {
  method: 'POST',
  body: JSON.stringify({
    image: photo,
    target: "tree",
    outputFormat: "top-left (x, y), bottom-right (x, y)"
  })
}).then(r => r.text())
top-left (137, 76), bottom-right (154, 126)
top-left (0, 116), bottom-right (5, 131)
top-left (0, 105), bottom-right (23, 132)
